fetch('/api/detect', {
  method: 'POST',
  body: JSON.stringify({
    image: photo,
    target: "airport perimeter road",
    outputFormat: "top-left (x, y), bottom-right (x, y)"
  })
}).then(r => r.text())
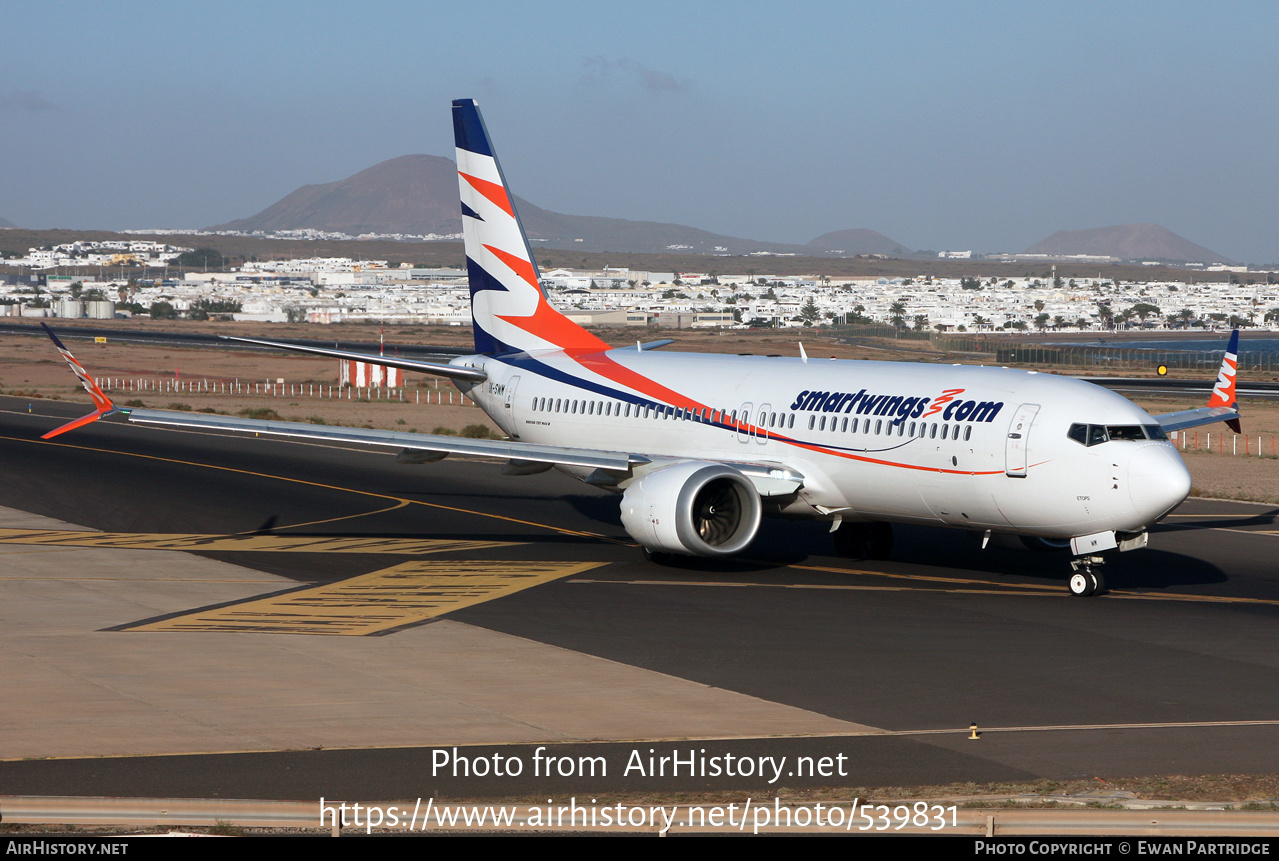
top-left (2, 396), bottom-right (1279, 800)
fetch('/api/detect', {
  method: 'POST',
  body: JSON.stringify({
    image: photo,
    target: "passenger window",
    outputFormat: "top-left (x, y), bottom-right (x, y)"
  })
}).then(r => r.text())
top-left (964, 426), bottom-right (972, 441)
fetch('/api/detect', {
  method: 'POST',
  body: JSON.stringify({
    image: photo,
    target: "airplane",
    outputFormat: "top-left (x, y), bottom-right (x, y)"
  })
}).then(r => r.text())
top-left (40, 98), bottom-right (1243, 597)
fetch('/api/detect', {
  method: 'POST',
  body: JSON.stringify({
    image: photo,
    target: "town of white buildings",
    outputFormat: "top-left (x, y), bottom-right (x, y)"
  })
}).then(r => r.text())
top-left (2, 240), bottom-right (1277, 333)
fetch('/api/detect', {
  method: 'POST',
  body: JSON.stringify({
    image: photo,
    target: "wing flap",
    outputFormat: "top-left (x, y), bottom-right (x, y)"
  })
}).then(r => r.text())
top-left (125, 408), bottom-right (640, 471)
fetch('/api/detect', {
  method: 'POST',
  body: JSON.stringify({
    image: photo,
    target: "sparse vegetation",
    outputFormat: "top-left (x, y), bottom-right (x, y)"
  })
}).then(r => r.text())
top-left (237, 407), bottom-right (282, 421)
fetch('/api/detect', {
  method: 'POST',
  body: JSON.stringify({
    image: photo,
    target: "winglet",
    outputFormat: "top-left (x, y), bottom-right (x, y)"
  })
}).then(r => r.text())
top-left (40, 323), bottom-right (119, 439)
top-left (1207, 329), bottom-right (1241, 433)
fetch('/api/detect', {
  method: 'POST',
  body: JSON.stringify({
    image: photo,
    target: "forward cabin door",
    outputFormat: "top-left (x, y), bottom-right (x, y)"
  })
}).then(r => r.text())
top-left (1004, 403), bottom-right (1040, 477)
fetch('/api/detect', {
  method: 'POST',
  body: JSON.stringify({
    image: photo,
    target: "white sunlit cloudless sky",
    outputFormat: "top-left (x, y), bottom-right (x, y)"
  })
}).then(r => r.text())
top-left (2, 0), bottom-right (1276, 262)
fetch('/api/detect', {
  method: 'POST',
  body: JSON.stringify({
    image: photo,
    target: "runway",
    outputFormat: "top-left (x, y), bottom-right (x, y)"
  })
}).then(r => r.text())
top-left (2, 396), bottom-right (1279, 799)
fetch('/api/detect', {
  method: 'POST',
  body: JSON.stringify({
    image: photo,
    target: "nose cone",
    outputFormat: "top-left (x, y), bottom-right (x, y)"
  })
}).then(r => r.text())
top-left (1128, 444), bottom-right (1193, 523)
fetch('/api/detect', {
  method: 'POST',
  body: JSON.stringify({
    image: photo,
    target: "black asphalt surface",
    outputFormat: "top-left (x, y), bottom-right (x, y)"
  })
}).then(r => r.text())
top-left (2, 396), bottom-right (1279, 799)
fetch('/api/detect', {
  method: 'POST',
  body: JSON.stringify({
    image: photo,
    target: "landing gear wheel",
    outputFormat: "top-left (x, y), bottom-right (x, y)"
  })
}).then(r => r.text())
top-left (866, 522), bottom-right (894, 560)
top-left (833, 523), bottom-right (869, 558)
top-left (1068, 556), bottom-right (1106, 596)
top-left (642, 547), bottom-right (673, 565)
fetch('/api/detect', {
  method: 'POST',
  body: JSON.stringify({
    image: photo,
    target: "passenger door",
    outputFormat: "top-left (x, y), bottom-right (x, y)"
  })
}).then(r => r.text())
top-left (1005, 403), bottom-right (1040, 477)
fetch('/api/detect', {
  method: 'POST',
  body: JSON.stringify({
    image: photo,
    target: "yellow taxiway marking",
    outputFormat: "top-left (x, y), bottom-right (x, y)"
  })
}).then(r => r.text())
top-left (578, 569), bottom-right (1279, 607)
top-left (0, 529), bottom-right (515, 555)
top-left (572, 578), bottom-right (1058, 597)
top-left (7, 716), bottom-right (1278, 763)
top-left (894, 718), bottom-right (1279, 737)
top-left (245, 499), bottom-right (411, 533)
top-left (0, 433), bottom-right (616, 542)
top-left (792, 563), bottom-right (1060, 592)
top-left (126, 560), bottom-right (605, 635)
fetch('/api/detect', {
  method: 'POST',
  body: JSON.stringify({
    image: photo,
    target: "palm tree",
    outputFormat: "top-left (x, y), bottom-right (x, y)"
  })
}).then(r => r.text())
top-left (889, 300), bottom-right (907, 329)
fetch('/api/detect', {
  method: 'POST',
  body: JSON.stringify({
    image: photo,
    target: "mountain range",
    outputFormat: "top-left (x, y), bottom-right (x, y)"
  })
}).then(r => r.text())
top-left (209, 155), bottom-right (1231, 264)
top-left (0, 215), bottom-right (16, 229)
top-left (1025, 224), bottom-right (1231, 265)
top-left (209, 155), bottom-right (908, 257)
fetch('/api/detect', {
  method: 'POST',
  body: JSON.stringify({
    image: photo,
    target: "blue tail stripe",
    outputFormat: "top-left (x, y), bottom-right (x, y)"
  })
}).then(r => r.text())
top-left (452, 99), bottom-right (493, 156)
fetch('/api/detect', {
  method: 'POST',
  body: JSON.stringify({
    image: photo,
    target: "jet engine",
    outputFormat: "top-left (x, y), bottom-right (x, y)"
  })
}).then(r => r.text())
top-left (620, 462), bottom-right (762, 557)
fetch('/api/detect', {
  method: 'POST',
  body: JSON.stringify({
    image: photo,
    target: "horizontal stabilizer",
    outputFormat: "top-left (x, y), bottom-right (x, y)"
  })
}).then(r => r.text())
top-left (220, 335), bottom-right (487, 382)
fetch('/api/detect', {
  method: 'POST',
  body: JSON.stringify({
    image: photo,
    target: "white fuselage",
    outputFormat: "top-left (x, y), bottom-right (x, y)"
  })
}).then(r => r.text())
top-left (456, 348), bottom-right (1192, 541)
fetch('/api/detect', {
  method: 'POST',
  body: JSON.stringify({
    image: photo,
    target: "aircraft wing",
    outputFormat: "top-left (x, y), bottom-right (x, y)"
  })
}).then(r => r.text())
top-left (37, 323), bottom-right (805, 495)
top-left (1153, 406), bottom-right (1242, 434)
top-left (122, 409), bottom-right (805, 494)
top-left (1153, 329), bottom-right (1243, 435)
top-left (219, 335), bottom-right (487, 383)
top-left (125, 408), bottom-right (643, 472)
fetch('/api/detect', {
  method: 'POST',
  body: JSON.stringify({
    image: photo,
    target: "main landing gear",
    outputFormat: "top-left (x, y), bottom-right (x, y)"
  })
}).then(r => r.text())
top-left (1068, 556), bottom-right (1107, 597)
top-left (833, 522), bottom-right (894, 560)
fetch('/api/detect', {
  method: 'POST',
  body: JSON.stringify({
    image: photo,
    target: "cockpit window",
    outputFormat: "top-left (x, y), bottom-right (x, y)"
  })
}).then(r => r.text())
top-left (1067, 423), bottom-right (1167, 446)
top-left (1106, 425), bottom-right (1146, 441)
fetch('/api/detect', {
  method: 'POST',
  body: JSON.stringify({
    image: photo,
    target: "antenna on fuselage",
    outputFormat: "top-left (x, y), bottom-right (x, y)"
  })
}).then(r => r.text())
top-left (798, 342), bottom-right (808, 364)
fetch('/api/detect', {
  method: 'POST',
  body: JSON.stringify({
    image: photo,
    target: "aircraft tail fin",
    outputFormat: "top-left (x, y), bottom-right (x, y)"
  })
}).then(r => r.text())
top-left (39, 323), bottom-right (119, 439)
top-left (1207, 329), bottom-right (1241, 433)
top-left (452, 99), bottom-right (608, 356)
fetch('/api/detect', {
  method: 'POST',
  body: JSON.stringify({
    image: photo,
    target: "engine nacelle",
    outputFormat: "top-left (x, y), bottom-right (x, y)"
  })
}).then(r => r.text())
top-left (620, 462), bottom-right (762, 557)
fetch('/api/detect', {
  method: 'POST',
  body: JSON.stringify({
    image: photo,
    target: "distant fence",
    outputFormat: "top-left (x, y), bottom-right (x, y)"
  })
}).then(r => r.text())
top-left (91, 377), bottom-right (479, 407)
top-left (1173, 430), bottom-right (1277, 457)
top-left (930, 336), bottom-right (1276, 372)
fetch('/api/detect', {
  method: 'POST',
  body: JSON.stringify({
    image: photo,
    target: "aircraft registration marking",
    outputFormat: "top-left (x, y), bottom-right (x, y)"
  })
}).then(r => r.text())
top-left (0, 529), bottom-right (517, 555)
top-left (125, 560), bottom-right (605, 635)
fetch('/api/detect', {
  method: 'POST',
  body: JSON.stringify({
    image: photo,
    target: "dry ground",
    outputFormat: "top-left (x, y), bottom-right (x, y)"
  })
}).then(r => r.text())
top-left (3, 322), bottom-right (1276, 504)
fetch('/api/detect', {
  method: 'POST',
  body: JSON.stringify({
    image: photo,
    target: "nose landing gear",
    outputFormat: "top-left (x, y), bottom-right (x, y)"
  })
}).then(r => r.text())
top-left (1068, 556), bottom-right (1107, 597)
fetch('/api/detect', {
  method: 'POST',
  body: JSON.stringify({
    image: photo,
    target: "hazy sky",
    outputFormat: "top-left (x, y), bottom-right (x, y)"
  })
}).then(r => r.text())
top-left (3, 1), bottom-right (1277, 262)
